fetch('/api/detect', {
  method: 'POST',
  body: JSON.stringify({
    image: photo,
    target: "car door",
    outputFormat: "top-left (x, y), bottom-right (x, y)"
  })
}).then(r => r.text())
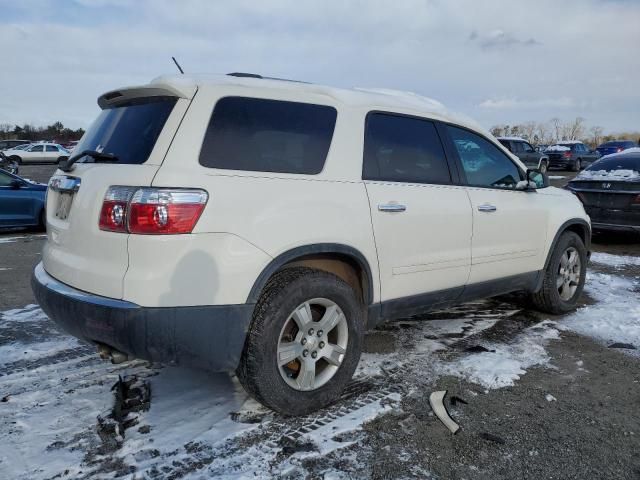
top-left (23, 144), bottom-right (44, 163)
top-left (521, 141), bottom-right (538, 168)
top-left (45, 145), bottom-right (59, 162)
top-left (363, 112), bottom-right (472, 308)
top-left (443, 125), bottom-right (548, 285)
top-left (0, 171), bottom-right (34, 226)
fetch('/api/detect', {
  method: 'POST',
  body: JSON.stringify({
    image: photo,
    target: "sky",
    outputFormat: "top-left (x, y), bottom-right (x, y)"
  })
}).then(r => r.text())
top-left (0, 0), bottom-right (638, 133)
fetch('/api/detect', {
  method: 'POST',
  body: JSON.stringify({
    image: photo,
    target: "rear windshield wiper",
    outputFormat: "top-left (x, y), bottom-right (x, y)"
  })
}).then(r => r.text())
top-left (60, 150), bottom-right (119, 172)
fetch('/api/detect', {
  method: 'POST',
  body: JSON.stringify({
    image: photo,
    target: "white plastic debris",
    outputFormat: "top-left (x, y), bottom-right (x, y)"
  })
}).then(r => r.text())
top-left (429, 390), bottom-right (460, 434)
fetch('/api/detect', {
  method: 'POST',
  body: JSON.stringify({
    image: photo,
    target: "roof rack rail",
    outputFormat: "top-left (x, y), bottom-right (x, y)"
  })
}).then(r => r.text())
top-left (227, 72), bottom-right (263, 79)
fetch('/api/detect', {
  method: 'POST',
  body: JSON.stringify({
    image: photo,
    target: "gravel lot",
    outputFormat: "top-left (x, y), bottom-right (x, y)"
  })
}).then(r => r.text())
top-left (1, 164), bottom-right (639, 479)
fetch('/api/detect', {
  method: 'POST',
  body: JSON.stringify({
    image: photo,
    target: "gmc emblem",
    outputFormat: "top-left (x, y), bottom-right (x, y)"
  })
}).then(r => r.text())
top-left (602, 183), bottom-right (612, 189)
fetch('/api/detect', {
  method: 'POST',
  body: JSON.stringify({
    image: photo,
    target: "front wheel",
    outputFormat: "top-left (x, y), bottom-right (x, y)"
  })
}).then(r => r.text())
top-left (237, 267), bottom-right (364, 416)
top-left (530, 231), bottom-right (587, 314)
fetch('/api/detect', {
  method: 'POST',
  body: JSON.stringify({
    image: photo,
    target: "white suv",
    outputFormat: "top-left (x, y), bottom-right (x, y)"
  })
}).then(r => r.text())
top-left (32, 73), bottom-right (590, 415)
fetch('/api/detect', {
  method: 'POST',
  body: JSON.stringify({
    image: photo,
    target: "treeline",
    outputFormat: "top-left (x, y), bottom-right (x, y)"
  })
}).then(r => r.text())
top-left (490, 117), bottom-right (639, 147)
top-left (0, 122), bottom-right (85, 143)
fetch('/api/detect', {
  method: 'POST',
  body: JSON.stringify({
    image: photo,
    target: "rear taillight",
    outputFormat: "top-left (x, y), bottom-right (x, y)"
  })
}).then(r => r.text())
top-left (99, 186), bottom-right (136, 232)
top-left (617, 147), bottom-right (624, 152)
top-left (563, 151), bottom-right (572, 158)
top-left (99, 187), bottom-right (208, 234)
top-left (633, 194), bottom-right (640, 205)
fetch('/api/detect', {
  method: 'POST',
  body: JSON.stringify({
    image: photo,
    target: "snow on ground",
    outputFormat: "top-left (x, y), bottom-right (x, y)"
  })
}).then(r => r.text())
top-left (559, 271), bottom-right (640, 352)
top-left (1, 252), bottom-right (640, 478)
top-left (590, 251), bottom-right (640, 267)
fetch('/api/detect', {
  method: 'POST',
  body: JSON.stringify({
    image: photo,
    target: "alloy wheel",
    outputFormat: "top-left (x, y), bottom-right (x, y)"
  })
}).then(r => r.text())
top-left (277, 298), bottom-right (349, 391)
top-left (557, 247), bottom-right (581, 301)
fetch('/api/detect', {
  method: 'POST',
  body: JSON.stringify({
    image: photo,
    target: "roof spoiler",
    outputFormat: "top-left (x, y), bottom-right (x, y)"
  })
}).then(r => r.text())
top-left (97, 83), bottom-right (197, 109)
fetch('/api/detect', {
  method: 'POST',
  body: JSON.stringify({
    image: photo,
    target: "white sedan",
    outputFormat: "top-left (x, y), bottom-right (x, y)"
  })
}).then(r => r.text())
top-left (3, 143), bottom-right (70, 164)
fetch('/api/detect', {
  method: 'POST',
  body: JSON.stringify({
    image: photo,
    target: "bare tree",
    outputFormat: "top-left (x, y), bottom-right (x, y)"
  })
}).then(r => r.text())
top-left (589, 126), bottom-right (604, 146)
top-left (566, 117), bottom-right (585, 140)
top-left (520, 121), bottom-right (536, 141)
top-left (550, 117), bottom-right (562, 143)
top-left (535, 122), bottom-right (550, 145)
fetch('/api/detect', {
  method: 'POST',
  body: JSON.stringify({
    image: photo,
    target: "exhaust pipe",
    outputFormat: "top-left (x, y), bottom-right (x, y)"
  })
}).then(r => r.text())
top-left (97, 343), bottom-right (130, 364)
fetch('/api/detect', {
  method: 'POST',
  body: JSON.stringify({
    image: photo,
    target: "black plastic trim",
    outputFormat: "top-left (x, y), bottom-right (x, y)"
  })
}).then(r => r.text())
top-left (247, 244), bottom-right (375, 305)
top-left (367, 271), bottom-right (540, 329)
top-left (32, 263), bottom-right (254, 371)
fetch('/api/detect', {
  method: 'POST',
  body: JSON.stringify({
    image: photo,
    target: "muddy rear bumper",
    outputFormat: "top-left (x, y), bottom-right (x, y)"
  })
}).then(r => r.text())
top-left (31, 262), bottom-right (254, 371)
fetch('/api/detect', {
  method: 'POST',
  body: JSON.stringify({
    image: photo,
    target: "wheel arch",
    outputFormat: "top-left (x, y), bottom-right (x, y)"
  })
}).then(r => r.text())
top-left (247, 243), bottom-right (375, 305)
top-left (537, 219), bottom-right (591, 291)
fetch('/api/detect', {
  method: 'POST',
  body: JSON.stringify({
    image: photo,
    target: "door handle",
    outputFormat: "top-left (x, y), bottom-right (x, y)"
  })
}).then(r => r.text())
top-left (378, 203), bottom-right (406, 213)
top-left (477, 204), bottom-right (497, 212)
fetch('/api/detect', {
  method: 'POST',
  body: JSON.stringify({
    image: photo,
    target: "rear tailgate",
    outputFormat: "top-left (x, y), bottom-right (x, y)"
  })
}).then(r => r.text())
top-left (43, 90), bottom-right (195, 299)
top-left (569, 180), bottom-right (640, 225)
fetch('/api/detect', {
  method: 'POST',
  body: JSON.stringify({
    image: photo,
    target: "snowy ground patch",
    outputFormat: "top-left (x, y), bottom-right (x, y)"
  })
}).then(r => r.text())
top-left (590, 252), bottom-right (640, 268)
top-left (560, 271), bottom-right (640, 352)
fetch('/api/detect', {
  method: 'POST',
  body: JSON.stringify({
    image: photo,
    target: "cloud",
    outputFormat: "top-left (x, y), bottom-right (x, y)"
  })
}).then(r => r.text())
top-left (469, 29), bottom-right (541, 49)
top-left (0, 0), bottom-right (638, 132)
top-left (479, 97), bottom-right (580, 109)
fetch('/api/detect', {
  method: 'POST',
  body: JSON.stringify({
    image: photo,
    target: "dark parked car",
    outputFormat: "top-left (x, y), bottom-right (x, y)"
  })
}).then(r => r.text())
top-left (0, 169), bottom-right (46, 229)
top-left (596, 140), bottom-right (638, 157)
top-left (0, 139), bottom-right (30, 151)
top-left (497, 137), bottom-right (549, 172)
top-left (567, 149), bottom-right (640, 232)
top-left (0, 151), bottom-right (19, 175)
top-left (545, 141), bottom-right (600, 171)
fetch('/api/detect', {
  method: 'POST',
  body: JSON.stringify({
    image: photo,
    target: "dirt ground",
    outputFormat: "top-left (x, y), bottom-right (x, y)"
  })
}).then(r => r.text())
top-left (1, 164), bottom-right (639, 479)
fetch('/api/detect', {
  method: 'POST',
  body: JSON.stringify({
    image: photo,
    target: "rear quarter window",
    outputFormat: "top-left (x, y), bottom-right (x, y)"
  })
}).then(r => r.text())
top-left (199, 97), bottom-right (337, 174)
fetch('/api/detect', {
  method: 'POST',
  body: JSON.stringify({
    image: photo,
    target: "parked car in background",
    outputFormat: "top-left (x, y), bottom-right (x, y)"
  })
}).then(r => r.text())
top-left (2, 143), bottom-right (70, 164)
top-left (0, 139), bottom-right (31, 151)
top-left (545, 141), bottom-right (601, 171)
top-left (62, 140), bottom-right (80, 151)
top-left (536, 144), bottom-right (549, 153)
top-left (596, 140), bottom-right (638, 157)
top-left (497, 137), bottom-right (550, 172)
top-left (32, 73), bottom-right (591, 415)
top-left (567, 148), bottom-right (640, 232)
top-left (0, 151), bottom-right (19, 175)
top-left (0, 168), bottom-right (46, 229)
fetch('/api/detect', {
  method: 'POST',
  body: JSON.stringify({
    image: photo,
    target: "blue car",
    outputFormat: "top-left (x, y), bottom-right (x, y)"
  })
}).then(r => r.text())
top-left (0, 169), bottom-right (47, 229)
top-left (596, 140), bottom-right (638, 157)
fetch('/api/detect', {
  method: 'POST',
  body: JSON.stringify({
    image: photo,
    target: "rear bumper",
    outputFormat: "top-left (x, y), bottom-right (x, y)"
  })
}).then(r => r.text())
top-left (31, 262), bottom-right (254, 371)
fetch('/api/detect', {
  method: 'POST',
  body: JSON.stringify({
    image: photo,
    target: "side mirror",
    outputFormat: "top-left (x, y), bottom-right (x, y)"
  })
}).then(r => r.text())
top-left (517, 169), bottom-right (548, 191)
top-left (9, 179), bottom-right (24, 189)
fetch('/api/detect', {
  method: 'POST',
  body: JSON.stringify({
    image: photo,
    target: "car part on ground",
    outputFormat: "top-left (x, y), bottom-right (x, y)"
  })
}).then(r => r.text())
top-left (429, 390), bottom-right (460, 434)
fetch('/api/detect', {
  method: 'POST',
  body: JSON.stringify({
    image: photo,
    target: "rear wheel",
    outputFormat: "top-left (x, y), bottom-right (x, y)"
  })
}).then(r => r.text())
top-left (573, 158), bottom-right (581, 171)
top-left (530, 231), bottom-right (587, 314)
top-left (237, 267), bottom-right (364, 416)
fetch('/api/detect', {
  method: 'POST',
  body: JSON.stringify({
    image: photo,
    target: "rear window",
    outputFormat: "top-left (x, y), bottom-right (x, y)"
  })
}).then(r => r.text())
top-left (199, 97), bottom-right (337, 174)
top-left (74, 96), bottom-right (177, 165)
top-left (586, 155), bottom-right (640, 172)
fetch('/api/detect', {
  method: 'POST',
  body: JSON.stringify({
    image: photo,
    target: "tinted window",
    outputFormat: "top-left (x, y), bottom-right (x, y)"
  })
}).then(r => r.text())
top-left (0, 171), bottom-right (14, 187)
top-left (199, 97), bottom-right (337, 174)
top-left (74, 96), bottom-right (177, 165)
top-left (511, 142), bottom-right (523, 153)
top-left (46, 145), bottom-right (58, 152)
top-left (448, 126), bottom-right (522, 189)
top-left (586, 155), bottom-right (640, 172)
top-left (30, 145), bottom-right (44, 152)
top-left (363, 113), bottom-right (451, 184)
top-left (498, 139), bottom-right (512, 152)
top-left (522, 142), bottom-right (534, 153)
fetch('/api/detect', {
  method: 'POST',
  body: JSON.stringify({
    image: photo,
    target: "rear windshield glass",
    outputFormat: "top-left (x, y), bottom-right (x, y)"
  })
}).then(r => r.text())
top-left (586, 155), bottom-right (640, 172)
top-left (199, 97), bottom-right (337, 174)
top-left (75, 96), bottom-right (177, 165)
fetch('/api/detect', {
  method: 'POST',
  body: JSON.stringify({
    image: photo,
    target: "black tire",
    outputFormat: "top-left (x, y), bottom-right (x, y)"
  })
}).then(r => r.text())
top-left (57, 156), bottom-right (68, 165)
top-left (572, 158), bottom-right (581, 172)
top-left (530, 231), bottom-right (587, 314)
top-left (237, 266), bottom-right (364, 416)
top-left (39, 209), bottom-right (46, 230)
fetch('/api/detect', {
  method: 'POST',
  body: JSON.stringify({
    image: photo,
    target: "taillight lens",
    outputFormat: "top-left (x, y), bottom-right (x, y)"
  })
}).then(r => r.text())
top-left (99, 187), bottom-right (208, 234)
top-left (563, 151), bottom-right (572, 158)
top-left (633, 194), bottom-right (640, 205)
top-left (99, 186), bottom-right (136, 232)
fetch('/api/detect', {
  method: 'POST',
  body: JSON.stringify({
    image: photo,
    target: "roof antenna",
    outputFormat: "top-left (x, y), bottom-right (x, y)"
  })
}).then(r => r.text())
top-left (172, 56), bottom-right (184, 74)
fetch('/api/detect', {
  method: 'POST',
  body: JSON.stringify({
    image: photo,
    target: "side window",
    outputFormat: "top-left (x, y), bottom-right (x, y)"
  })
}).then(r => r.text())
top-left (447, 125), bottom-right (523, 189)
top-left (0, 171), bottom-right (15, 187)
top-left (30, 145), bottom-right (44, 152)
top-left (199, 97), bottom-right (337, 174)
top-left (522, 142), bottom-right (534, 153)
top-left (511, 142), bottom-right (524, 153)
top-left (46, 145), bottom-right (58, 152)
top-left (363, 113), bottom-right (451, 184)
